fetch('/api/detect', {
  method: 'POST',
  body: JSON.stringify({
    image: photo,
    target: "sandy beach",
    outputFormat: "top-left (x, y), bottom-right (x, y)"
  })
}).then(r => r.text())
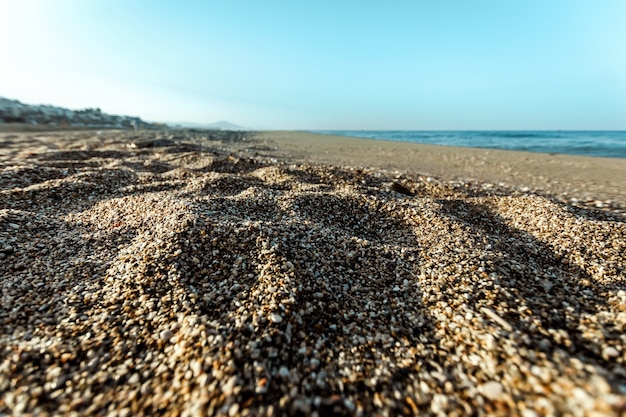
top-left (1, 129), bottom-right (625, 416)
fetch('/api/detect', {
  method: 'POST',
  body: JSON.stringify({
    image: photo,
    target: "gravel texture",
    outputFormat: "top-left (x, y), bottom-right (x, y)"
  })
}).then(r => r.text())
top-left (1, 130), bottom-right (625, 416)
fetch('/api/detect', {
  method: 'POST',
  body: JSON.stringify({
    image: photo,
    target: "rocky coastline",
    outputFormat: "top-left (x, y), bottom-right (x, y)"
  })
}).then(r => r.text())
top-left (0, 97), bottom-right (164, 130)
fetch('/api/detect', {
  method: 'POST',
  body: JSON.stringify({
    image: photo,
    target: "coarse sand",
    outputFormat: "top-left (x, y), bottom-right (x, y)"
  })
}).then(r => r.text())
top-left (1, 129), bottom-right (625, 416)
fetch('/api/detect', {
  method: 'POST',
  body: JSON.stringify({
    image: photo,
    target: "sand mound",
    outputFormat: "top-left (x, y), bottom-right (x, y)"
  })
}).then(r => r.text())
top-left (1, 130), bottom-right (625, 415)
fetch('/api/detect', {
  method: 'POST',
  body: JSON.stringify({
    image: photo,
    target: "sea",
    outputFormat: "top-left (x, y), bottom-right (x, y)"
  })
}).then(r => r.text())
top-left (310, 131), bottom-right (626, 159)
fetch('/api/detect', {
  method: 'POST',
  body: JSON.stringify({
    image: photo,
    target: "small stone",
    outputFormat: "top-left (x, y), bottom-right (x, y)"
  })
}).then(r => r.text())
top-left (270, 313), bottom-right (283, 323)
top-left (295, 399), bottom-right (311, 414)
top-left (278, 366), bottom-right (290, 379)
top-left (255, 377), bottom-right (269, 394)
top-left (521, 409), bottom-right (539, 417)
top-left (590, 375), bottom-right (611, 394)
top-left (159, 329), bottom-right (173, 342)
top-left (481, 381), bottom-right (504, 400)
top-left (602, 346), bottom-right (619, 360)
top-left (484, 334), bottom-right (497, 351)
top-left (572, 387), bottom-right (595, 410)
top-left (430, 394), bottom-right (448, 414)
top-left (228, 403), bottom-right (239, 417)
top-left (222, 375), bottom-right (238, 396)
top-left (538, 339), bottom-right (551, 351)
top-left (8, 223), bottom-right (19, 229)
top-left (191, 361), bottom-right (202, 377)
top-left (198, 374), bottom-right (209, 387)
top-left (344, 398), bottom-right (355, 412)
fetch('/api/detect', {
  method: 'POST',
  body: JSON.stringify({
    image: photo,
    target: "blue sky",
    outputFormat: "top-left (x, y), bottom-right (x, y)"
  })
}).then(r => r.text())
top-left (1, 0), bottom-right (625, 129)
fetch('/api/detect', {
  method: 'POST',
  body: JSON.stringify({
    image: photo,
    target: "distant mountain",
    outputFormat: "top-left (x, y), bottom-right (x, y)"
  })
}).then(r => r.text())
top-left (0, 96), bottom-right (164, 129)
top-left (173, 120), bottom-right (246, 130)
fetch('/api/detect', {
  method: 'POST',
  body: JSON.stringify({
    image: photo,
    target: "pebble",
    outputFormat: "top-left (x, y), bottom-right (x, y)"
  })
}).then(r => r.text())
top-left (521, 409), bottom-right (539, 417)
top-left (159, 329), bottom-right (173, 342)
top-left (481, 381), bottom-right (504, 401)
top-left (228, 403), bottom-right (239, 417)
top-left (278, 366), bottom-right (290, 380)
top-left (602, 346), bottom-right (619, 360)
top-left (269, 313), bottom-right (283, 323)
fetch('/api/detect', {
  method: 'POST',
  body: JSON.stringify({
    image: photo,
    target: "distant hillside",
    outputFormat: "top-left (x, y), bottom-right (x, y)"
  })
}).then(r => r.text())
top-left (172, 120), bottom-right (245, 130)
top-left (0, 96), bottom-right (164, 129)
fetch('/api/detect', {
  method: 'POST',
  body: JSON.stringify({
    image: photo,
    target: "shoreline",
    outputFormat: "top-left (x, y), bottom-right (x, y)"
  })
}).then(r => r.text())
top-left (254, 130), bottom-right (626, 213)
top-left (304, 129), bottom-right (626, 160)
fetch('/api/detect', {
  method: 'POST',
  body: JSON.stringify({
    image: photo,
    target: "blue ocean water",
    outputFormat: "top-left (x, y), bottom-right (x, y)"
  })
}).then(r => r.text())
top-left (310, 131), bottom-right (626, 159)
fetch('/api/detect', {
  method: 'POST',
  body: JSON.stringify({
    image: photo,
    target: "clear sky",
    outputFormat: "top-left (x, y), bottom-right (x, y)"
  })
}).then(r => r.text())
top-left (1, 0), bottom-right (625, 129)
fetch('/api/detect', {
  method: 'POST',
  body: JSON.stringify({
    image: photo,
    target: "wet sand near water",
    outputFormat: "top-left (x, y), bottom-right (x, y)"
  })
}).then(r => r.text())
top-left (255, 131), bottom-right (626, 212)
